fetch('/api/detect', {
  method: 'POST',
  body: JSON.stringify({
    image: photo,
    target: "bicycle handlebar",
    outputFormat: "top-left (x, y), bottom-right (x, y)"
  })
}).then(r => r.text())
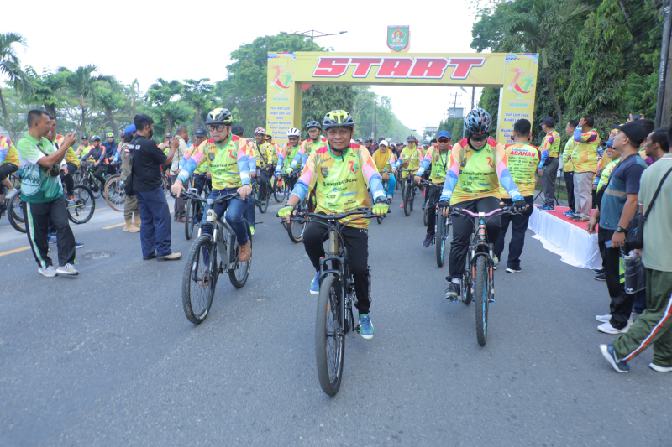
top-left (449, 206), bottom-right (520, 218)
top-left (290, 208), bottom-right (377, 222)
top-left (181, 190), bottom-right (239, 204)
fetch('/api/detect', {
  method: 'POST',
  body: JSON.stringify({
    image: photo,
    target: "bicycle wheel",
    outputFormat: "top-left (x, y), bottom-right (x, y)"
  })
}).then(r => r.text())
top-left (423, 204), bottom-right (429, 226)
top-left (8, 195), bottom-right (26, 233)
top-left (228, 232), bottom-right (251, 288)
top-left (182, 235), bottom-right (218, 324)
top-left (259, 183), bottom-right (270, 214)
top-left (403, 186), bottom-right (413, 216)
top-left (315, 274), bottom-right (345, 397)
top-left (435, 213), bottom-right (446, 268)
top-left (102, 174), bottom-right (125, 211)
top-left (67, 185), bottom-right (96, 224)
top-left (401, 178), bottom-right (407, 201)
top-left (473, 256), bottom-right (490, 347)
top-left (184, 198), bottom-right (194, 240)
top-left (87, 177), bottom-right (102, 199)
top-left (286, 210), bottom-right (306, 243)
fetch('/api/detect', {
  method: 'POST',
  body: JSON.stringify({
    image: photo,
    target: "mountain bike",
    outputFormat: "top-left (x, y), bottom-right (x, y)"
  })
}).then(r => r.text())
top-left (448, 205), bottom-right (520, 346)
top-left (419, 180), bottom-right (450, 267)
top-left (181, 191), bottom-right (252, 325)
top-left (290, 209), bottom-right (376, 396)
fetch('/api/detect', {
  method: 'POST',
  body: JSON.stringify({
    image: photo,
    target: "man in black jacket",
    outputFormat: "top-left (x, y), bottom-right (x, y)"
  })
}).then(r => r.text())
top-left (131, 114), bottom-right (181, 261)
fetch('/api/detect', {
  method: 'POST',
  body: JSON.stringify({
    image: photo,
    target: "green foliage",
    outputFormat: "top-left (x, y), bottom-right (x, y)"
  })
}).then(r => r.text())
top-left (438, 117), bottom-right (465, 141)
top-left (472, 0), bottom-right (663, 139)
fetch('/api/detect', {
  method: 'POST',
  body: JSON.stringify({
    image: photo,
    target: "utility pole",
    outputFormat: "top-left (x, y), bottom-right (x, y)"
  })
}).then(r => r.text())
top-left (471, 87), bottom-right (476, 110)
top-left (655, 0), bottom-right (672, 128)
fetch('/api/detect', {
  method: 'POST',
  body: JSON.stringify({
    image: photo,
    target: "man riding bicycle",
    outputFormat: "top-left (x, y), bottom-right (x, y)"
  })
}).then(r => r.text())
top-left (438, 107), bottom-right (526, 300)
top-left (171, 107), bottom-right (253, 262)
top-left (275, 127), bottom-right (303, 191)
top-left (277, 110), bottom-right (389, 339)
top-left (415, 130), bottom-right (452, 247)
top-left (400, 135), bottom-right (421, 183)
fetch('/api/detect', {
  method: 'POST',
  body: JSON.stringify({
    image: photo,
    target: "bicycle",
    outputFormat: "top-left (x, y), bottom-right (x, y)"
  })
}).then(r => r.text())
top-left (283, 194), bottom-right (307, 243)
top-left (419, 180), bottom-right (451, 267)
top-left (181, 191), bottom-right (252, 325)
top-left (1, 175), bottom-right (26, 232)
top-left (289, 209), bottom-right (376, 396)
top-left (65, 184), bottom-right (96, 224)
top-left (102, 173), bottom-right (125, 211)
top-left (78, 162), bottom-right (105, 199)
top-left (402, 174), bottom-right (417, 216)
top-left (253, 169), bottom-right (272, 214)
top-left (446, 205), bottom-right (520, 347)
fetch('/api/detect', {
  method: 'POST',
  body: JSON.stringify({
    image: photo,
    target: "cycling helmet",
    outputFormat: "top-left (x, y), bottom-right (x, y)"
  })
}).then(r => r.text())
top-left (464, 107), bottom-right (492, 137)
top-left (322, 110), bottom-right (355, 130)
top-left (406, 135), bottom-right (417, 143)
top-left (379, 139), bottom-right (389, 147)
top-left (305, 119), bottom-right (321, 130)
top-left (206, 107), bottom-right (233, 125)
top-left (287, 127), bottom-right (301, 137)
top-left (91, 135), bottom-right (101, 142)
top-left (254, 126), bottom-right (266, 135)
top-left (106, 131), bottom-right (114, 138)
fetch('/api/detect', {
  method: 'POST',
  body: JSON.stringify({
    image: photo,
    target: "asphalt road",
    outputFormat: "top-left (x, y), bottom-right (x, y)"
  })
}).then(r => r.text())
top-left (0, 195), bottom-right (669, 446)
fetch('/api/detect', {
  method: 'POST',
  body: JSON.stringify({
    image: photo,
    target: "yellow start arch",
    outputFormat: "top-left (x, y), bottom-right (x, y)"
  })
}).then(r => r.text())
top-left (266, 52), bottom-right (538, 144)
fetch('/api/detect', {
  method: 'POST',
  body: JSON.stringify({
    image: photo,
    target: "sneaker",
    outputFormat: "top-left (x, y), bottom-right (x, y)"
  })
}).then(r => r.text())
top-left (563, 210), bottom-right (575, 217)
top-left (310, 271), bottom-right (319, 295)
top-left (127, 225), bottom-right (140, 233)
top-left (157, 252), bottom-right (182, 261)
top-left (358, 313), bottom-right (374, 340)
top-left (593, 268), bottom-right (605, 274)
top-left (541, 204), bottom-right (555, 211)
top-left (75, 241), bottom-right (84, 248)
top-left (597, 321), bottom-right (628, 335)
top-left (445, 281), bottom-right (460, 301)
top-left (38, 266), bottom-right (57, 278)
top-left (648, 363), bottom-right (672, 373)
top-left (600, 344), bottom-right (630, 373)
top-left (506, 266), bottom-right (522, 273)
top-left (422, 233), bottom-right (433, 247)
top-left (594, 272), bottom-right (606, 281)
top-left (56, 263), bottom-right (79, 276)
top-left (595, 313), bottom-right (611, 323)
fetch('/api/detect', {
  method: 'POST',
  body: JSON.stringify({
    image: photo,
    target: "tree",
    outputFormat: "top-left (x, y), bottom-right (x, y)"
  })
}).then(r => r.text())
top-left (64, 65), bottom-right (102, 134)
top-left (146, 79), bottom-right (192, 134)
top-left (182, 78), bottom-right (214, 129)
top-left (22, 67), bottom-right (70, 118)
top-left (0, 33), bottom-right (27, 126)
top-left (93, 76), bottom-right (128, 132)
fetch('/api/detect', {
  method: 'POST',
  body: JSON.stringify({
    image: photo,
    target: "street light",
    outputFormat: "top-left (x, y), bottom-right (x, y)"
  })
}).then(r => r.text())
top-left (292, 30), bottom-right (348, 41)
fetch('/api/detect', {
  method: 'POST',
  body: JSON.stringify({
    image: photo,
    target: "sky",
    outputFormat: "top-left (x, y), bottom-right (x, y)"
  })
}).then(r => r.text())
top-left (5, 0), bottom-right (483, 133)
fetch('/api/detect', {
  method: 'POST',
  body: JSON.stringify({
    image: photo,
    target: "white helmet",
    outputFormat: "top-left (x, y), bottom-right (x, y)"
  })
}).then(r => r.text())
top-left (379, 139), bottom-right (389, 147)
top-left (287, 127), bottom-right (301, 137)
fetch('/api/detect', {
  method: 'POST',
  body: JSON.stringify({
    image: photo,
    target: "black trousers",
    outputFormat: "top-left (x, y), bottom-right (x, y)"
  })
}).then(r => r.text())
top-left (0, 163), bottom-right (18, 191)
top-left (494, 196), bottom-right (534, 269)
top-left (303, 222), bottom-right (371, 313)
top-left (425, 183), bottom-right (443, 235)
top-left (563, 171), bottom-right (575, 212)
top-left (24, 197), bottom-right (76, 268)
top-left (449, 196), bottom-right (501, 279)
top-left (193, 173), bottom-right (212, 196)
top-left (598, 228), bottom-right (632, 330)
top-left (60, 163), bottom-right (78, 196)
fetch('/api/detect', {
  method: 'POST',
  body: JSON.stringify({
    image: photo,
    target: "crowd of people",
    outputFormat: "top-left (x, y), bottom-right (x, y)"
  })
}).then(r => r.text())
top-left (3, 102), bottom-right (671, 373)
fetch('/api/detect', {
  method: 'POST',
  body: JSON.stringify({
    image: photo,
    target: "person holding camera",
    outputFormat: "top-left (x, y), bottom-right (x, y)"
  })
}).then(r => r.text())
top-left (16, 109), bottom-right (79, 278)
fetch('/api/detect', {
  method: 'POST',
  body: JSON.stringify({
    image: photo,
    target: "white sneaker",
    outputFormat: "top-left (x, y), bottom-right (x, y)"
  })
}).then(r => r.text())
top-left (648, 363), bottom-right (672, 373)
top-left (595, 313), bottom-right (611, 323)
top-left (56, 263), bottom-right (79, 276)
top-left (38, 266), bottom-right (57, 278)
top-left (597, 321), bottom-right (628, 335)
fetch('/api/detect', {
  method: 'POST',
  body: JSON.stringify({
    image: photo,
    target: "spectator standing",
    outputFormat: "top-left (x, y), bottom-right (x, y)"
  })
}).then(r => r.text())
top-left (120, 124), bottom-right (140, 232)
top-left (538, 117), bottom-right (561, 210)
top-left (643, 128), bottom-right (669, 164)
top-left (16, 110), bottom-right (78, 277)
top-left (589, 122), bottom-right (648, 334)
top-left (601, 127), bottom-right (672, 373)
top-left (561, 120), bottom-right (578, 217)
top-left (171, 126), bottom-right (189, 222)
top-left (131, 114), bottom-right (181, 261)
top-left (572, 116), bottom-right (601, 221)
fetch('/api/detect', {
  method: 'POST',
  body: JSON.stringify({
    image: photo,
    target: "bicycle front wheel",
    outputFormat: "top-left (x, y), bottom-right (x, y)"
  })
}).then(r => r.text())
top-left (315, 274), bottom-right (345, 397)
top-left (403, 186), bottom-right (413, 216)
top-left (259, 183), bottom-right (270, 214)
top-left (474, 256), bottom-right (490, 347)
top-left (435, 213), bottom-right (446, 268)
top-left (102, 174), bottom-right (125, 211)
top-left (227, 233), bottom-right (251, 288)
top-left (67, 185), bottom-right (96, 224)
top-left (182, 235), bottom-right (218, 324)
top-left (184, 198), bottom-right (194, 240)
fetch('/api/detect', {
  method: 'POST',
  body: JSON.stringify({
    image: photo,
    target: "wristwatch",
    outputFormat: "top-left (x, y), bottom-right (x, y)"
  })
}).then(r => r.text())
top-left (615, 225), bottom-right (627, 233)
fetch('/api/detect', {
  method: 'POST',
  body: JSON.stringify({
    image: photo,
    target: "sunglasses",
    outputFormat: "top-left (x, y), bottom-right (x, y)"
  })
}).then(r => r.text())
top-left (471, 134), bottom-right (487, 142)
top-left (438, 138), bottom-right (451, 143)
top-left (208, 124), bottom-right (227, 132)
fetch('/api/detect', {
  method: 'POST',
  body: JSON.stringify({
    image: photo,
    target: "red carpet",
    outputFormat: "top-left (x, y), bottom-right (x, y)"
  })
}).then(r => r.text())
top-left (541, 205), bottom-right (595, 230)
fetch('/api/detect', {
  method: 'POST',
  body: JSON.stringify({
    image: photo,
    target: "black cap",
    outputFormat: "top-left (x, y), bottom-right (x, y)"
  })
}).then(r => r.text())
top-left (618, 121), bottom-right (648, 147)
top-left (541, 116), bottom-right (555, 127)
top-left (194, 127), bottom-right (207, 137)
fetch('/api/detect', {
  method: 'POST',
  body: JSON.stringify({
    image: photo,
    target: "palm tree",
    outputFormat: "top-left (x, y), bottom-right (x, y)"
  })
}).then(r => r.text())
top-left (0, 33), bottom-right (27, 125)
top-left (65, 65), bottom-right (101, 134)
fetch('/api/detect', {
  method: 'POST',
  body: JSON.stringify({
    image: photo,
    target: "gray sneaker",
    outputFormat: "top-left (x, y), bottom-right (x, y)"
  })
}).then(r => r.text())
top-left (157, 252), bottom-right (182, 261)
top-left (38, 266), bottom-right (57, 278)
top-left (56, 263), bottom-right (79, 276)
